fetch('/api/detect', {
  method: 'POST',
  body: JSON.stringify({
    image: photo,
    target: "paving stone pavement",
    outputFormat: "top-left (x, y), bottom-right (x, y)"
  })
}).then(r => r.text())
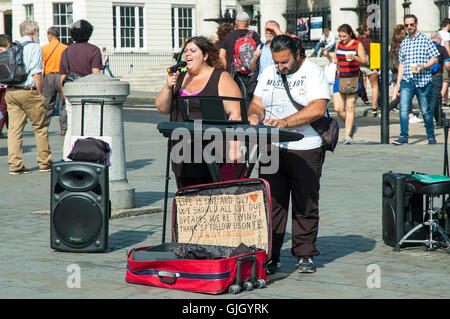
top-left (1, 92), bottom-right (450, 302)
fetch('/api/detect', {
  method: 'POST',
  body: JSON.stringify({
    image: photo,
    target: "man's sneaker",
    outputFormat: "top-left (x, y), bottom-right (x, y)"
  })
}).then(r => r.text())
top-left (343, 136), bottom-right (353, 145)
top-left (9, 167), bottom-right (32, 175)
top-left (392, 137), bottom-right (408, 145)
top-left (409, 115), bottom-right (423, 123)
top-left (350, 124), bottom-right (358, 138)
top-left (266, 258), bottom-right (281, 275)
top-left (428, 138), bottom-right (437, 145)
top-left (297, 257), bottom-right (316, 273)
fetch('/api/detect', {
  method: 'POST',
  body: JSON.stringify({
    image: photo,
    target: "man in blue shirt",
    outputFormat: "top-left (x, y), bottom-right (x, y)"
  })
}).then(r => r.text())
top-left (5, 20), bottom-right (52, 174)
top-left (392, 14), bottom-right (439, 145)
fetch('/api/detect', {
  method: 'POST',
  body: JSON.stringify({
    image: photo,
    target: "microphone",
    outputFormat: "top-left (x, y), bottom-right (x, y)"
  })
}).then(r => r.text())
top-left (167, 61), bottom-right (187, 73)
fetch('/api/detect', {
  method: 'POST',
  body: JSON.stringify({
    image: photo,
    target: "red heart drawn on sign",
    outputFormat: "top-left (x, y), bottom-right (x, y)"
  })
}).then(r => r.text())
top-left (250, 193), bottom-right (258, 202)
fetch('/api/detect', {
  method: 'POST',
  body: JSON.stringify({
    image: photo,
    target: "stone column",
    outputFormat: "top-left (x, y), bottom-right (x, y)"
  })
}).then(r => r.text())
top-left (63, 74), bottom-right (135, 210)
top-left (196, 0), bottom-right (220, 40)
top-left (330, 0), bottom-right (359, 34)
top-left (260, 0), bottom-right (287, 38)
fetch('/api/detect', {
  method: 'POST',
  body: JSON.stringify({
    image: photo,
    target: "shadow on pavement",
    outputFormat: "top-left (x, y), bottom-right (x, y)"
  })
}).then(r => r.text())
top-left (108, 229), bottom-right (157, 252)
top-left (126, 158), bottom-right (155, 171)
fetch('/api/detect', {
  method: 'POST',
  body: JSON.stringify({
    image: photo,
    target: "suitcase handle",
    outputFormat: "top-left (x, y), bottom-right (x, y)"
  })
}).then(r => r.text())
top-left (158, 270), bottom-right (180, 285)
top-left (80, 98), bottom-right (104, 136)
top-left (235, 254), bottom-right (257, 286)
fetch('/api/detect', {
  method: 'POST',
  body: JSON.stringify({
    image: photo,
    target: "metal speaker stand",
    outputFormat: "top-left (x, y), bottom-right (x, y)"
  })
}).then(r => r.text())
top-left (394, 118), bottom-right (450, 252)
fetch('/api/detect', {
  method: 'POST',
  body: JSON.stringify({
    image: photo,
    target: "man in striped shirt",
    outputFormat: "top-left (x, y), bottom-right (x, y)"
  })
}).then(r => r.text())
top-left (393, 14), bottom-right (439, 145)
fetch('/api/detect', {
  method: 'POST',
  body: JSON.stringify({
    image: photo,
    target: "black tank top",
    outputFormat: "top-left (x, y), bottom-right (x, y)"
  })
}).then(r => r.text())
top-left (171, 68), bottom-right (224, 122)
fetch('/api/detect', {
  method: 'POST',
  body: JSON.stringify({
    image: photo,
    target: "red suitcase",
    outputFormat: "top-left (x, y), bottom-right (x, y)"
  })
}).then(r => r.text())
top-left (125, 178), bottom-right (272, 294)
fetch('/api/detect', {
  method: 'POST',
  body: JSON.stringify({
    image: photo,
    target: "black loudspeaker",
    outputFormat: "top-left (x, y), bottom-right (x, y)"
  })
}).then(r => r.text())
top-left (50, 161), bottom-right (110, 252)
top-left (382, 172), bottom-right (425, 247)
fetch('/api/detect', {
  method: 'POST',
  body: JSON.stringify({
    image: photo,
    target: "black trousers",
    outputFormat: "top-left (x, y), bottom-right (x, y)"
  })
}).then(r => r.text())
top-left (260, 146), bottom-right (325, 261)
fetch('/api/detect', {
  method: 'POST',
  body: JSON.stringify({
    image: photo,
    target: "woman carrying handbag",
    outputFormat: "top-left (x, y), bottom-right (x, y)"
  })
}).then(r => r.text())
top-left (324, 24), bottom-right (367, 145)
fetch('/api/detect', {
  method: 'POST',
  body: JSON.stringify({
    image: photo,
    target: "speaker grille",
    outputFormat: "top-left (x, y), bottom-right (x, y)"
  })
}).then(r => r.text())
top-left (53, 195), bottom-right (103, 247)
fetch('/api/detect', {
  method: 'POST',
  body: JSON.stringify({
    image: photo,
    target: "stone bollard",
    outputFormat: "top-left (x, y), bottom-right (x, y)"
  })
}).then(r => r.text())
top-left (63, 74), bottom-right (135, 210)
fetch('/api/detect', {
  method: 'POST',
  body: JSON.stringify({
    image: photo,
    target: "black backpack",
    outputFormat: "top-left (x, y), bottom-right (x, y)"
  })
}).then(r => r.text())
top-left (0, 40), bottom-right (33, 85)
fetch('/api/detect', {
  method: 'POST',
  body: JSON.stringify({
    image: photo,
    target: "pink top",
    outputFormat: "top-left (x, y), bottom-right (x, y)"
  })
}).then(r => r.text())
top-left (178, 88), bottom-right (201, 96)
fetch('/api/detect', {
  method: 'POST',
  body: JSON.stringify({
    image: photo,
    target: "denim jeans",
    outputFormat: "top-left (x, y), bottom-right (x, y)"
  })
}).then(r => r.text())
top-left (399, 79), bottom-right (434, 139)
top-left (312, 41), bottom-right (336, 56)
top-left (102, 65), bottom-right (114, 77)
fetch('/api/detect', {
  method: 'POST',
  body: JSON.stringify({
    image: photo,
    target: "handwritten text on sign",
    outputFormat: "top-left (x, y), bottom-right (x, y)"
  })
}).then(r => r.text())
top-left (175, 191), bottom-right (268, 252)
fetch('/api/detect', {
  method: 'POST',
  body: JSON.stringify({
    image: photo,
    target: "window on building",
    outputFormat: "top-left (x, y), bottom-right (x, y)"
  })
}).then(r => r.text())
top-left (171, 6), bottom-right (195, 50)
top-left (24, 4), bottom-right (34, 21)
top-left (113, 5), bottom-right (144, 49)
top-left (53, 3), bottom-right (73, 45)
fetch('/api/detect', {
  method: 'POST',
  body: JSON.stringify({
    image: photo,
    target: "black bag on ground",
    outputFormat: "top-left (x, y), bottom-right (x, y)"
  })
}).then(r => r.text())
top-left (67, 137), bottom-right (110, 163)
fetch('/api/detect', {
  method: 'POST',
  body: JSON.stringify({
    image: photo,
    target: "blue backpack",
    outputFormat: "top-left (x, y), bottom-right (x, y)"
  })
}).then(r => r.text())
top-left (0, 40), bottom-right (32, 84)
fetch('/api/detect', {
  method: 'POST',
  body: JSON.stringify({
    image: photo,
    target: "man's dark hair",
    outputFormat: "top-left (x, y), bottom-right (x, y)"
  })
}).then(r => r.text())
top-left (404, 14), bottom-right (418, 23)
top-left (47, 26), bottom-right (60, 38)
top-left (270, 34), bottom-right (305, 59)
top-left (0, 34), bottom-right (11, 48)
top-left (70, 19), bottom-right (93, 43)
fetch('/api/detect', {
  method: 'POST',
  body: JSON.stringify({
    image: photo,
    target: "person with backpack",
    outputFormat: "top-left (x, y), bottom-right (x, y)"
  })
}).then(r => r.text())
top-left (219, 11), bottom-right (261, 106)
top-left (4, 20), bottom-right (52, 174)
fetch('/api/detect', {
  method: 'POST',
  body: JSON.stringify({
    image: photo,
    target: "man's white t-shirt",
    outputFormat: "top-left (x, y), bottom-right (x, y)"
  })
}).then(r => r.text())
top-left (253, 59), bottom-right (331, 151)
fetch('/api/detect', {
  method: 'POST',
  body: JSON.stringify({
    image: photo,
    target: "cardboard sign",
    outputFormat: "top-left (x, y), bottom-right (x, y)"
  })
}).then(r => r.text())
top-left (175, 190), bottom-right (269, 253)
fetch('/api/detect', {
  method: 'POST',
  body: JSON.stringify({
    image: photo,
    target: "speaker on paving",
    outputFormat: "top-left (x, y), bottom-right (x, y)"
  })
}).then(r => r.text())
top-left (382, 172), bottom-right (425, 247)
top-left (50, 161), bottom-right (110, 252)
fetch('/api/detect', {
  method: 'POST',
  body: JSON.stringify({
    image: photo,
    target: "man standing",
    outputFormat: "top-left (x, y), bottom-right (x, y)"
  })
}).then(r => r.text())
top-left (219, 11), bottom-right (261, 106)
top-left (392, 14), bottom-right (439, 145)
top-left (5, 20), bottom-right (52, 174)
top-left (248, 35), bottom-right (330, 274)
top-left (42, 26), bottom-right (68, 136)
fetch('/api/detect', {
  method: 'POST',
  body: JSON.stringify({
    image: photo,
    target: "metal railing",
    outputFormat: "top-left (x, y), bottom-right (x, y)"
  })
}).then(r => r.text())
top-left (109, 51), bottom-right (175, 76)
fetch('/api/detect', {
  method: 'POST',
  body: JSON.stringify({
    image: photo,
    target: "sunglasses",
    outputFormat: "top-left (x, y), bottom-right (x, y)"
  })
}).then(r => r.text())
top-left (404, 23), bottom-right (415, 27)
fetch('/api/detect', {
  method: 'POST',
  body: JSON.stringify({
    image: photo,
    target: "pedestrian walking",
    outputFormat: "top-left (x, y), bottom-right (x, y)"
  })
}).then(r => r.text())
top-left (5, 20), bottom-right (52, 174)
top-left (392, 14), bottom-right (439, 145)
top-left (324, 24), bottom-right (367, 145)
top-left (101, 47), bottom-right (114, 77)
